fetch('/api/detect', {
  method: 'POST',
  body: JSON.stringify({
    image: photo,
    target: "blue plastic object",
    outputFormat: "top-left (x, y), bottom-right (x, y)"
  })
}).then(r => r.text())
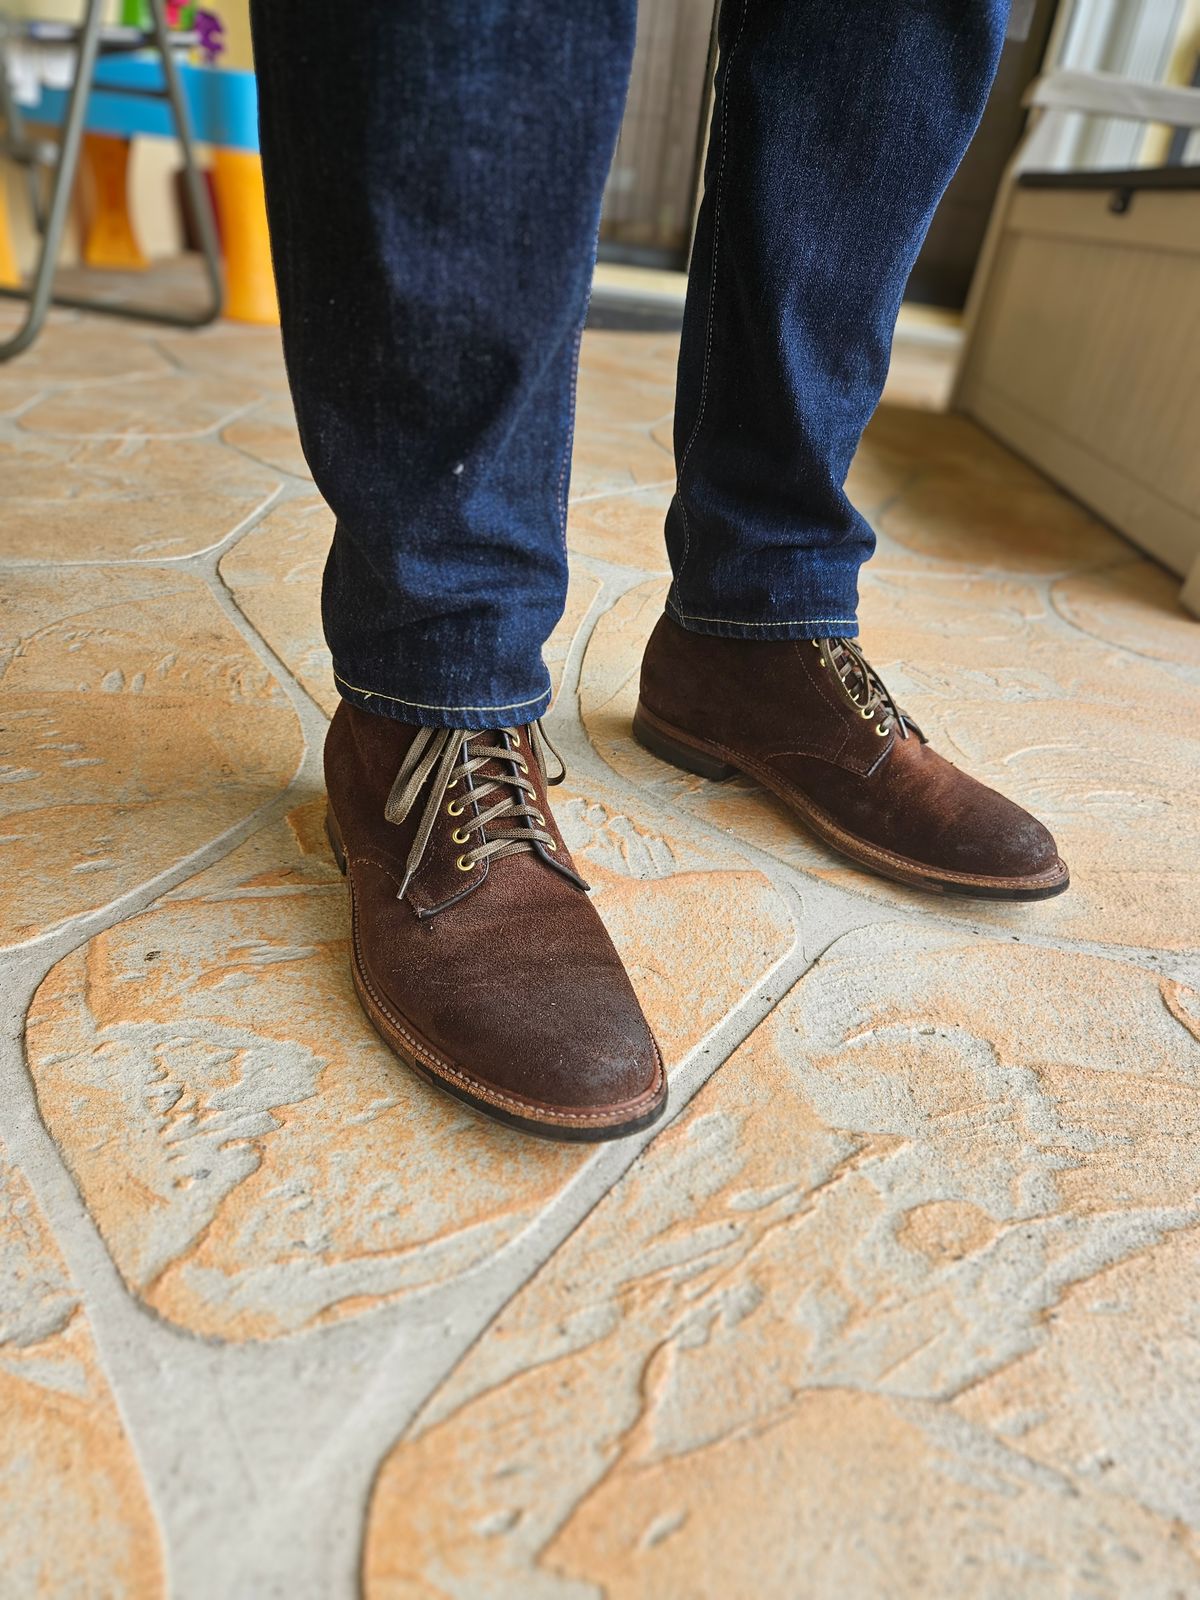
top-left (28, 56), bottom-right (259, 151)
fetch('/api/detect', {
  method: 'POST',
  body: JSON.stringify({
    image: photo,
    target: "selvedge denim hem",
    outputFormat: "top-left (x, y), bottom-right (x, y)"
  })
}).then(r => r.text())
top-left (251, 0), bottom-right (1006, 729)
top-left (330, 669), bottom-right (552, 733)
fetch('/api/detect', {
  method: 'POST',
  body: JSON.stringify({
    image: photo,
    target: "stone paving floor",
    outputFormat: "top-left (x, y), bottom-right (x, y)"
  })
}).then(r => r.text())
top-left (2, 297), bottom-right (1199, 1599)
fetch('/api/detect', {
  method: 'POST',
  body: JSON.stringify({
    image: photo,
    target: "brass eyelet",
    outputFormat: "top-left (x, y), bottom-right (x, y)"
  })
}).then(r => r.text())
top-left (517, 760), bottom-right (529, 775)
top-left (545, 840), bottom-right (558, 852)
top-left (860, 706), bottom-right (874, 719)
top-left (447, 776), bottom-right (459, 789)
top-left (876, 723), bottom-right (890, 737)
top-left (533, 812), bottom-right (545, 826)
top-left (455, 854), bottom-right (475, 872)
top-left (447, 799), bottom-right (465, 817)
top-left (451, 827), bottom-right (470, 845)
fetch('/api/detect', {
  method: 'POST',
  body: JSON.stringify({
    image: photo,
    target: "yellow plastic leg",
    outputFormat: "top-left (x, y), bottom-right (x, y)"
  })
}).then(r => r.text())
top-left (211, 147), bottom-right (279, 325)
top-left (0, 181), bottom-right (19, 288)
top-left (81, 132), bottom-right (148, 270)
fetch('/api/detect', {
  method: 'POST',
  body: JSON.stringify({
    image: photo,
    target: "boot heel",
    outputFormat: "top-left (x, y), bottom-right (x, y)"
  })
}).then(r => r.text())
top-left (632, 704), bottom-right (738, 782)
top-left (326, 805), bottom-right (348, 875)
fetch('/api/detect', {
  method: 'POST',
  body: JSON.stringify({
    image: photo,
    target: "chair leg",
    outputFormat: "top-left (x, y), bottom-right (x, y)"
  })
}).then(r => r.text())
top-left (0, 0), bottom-right (224, 359)
top-left (0, 0), bottom-right (106, 361)
top-left (146, 0), bottom-right (222, 325)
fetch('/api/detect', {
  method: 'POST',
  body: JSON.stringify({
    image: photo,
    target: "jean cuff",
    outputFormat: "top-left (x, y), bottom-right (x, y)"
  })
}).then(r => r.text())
top-left (332, 668), bottom-right (553, 731)
top-left (664, 594), bottom-right (858, 641)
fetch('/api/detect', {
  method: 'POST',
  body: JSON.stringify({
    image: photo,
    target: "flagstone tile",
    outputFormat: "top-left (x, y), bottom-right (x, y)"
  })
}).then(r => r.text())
top-left (567, 485), bottom-right (672, 574)
top-left (582, 571), bottom-right (1200, 951)
top-left (19, 371), bottom-right (263, 439)
top-left (22, 784), bottom-right (794, 1342)
top-left (0, 1156), bottom-right (165, 1597)
top-left (362, 923), bottom-right (1200, 1599)
top-left (0, 566), bottom-right (302, 946)
top-left (1, 321), bottom-right (171, 388)
top-left (154, 326), bottom-right (291, 391)
top-left (218, 497), bottom-right (337, 713)
top-left (878, 469), bottom-right (1129, 575)
top-left (223, 398), bottom-right (310, 480)
top-left (0, 323), bottom-right (171, 419)
top-left (956, 1223), bottom-right (1200, 1534)
top-left (0, 438), bottom-right (281, 562)
top-left (220, 498), bottom-right (603, 717)
top-left (570, 330), bottom-right (676, 500)
top-left (1052, 557), bottom-right (1200, 670)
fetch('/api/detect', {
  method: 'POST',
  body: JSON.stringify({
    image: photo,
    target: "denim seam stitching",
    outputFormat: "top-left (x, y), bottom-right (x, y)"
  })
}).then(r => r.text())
top-left (333, 670), bottom-right (549, 717)
top-left (671, 0), bottom-right (750, 617)
top-left (556, 315), bottom-right (586, 542)
top-left (666, 604), bottom-right (856, 628)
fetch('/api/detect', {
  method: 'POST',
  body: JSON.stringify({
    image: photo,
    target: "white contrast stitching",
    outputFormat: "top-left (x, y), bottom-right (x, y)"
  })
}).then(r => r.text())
top-left (666, 604), bottom-right (857, 628)
top-left (672, 0), bottom-right (750, 615)
top-left (333, 670), bottom-right (549, 716)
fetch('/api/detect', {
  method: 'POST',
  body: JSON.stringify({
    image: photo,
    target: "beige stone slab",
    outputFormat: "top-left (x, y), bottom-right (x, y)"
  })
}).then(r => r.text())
top-left (570, 330), bottom-right (676, 500)
top-left (19, 372), bottom-right (263, 439)
top-left (0, 566), bottom-right (303, 945)
top-left (23, 789), bottom-right (794, 1342)
top-left (0, 437), bottom-right (281, 562)
top-left (0, 324), bottom-right (171, 419)
top-left (362, 924), bottom-right (1200, 1598)
top-left (567, 484), bottom-right (672, 574)
top-left (154, 327), bottom-right (291, 392)
top-left (220, 496), bottom-right (603, 718)
top-left (956, 1224), bottom-right (1200, 1531)
top-left (218, 497), bottom-right (337, 714)
top-left (1052, 558), bottom-right (1200, 669)
top-left (0, 1156), bottom-right (164, 1597)
top-left (878, 467), bottom-right (1129, 576)
top-left (223, 400), bottom-right (310, 480)
top-left (582, 570), bottom-right (1200, 950)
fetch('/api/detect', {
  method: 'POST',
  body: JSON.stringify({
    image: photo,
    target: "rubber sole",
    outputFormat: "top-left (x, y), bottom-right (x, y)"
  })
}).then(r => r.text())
top-left (325, 807), bottom-right (669, 1142)
top-left (632, 701), bottom-right (1070, 903)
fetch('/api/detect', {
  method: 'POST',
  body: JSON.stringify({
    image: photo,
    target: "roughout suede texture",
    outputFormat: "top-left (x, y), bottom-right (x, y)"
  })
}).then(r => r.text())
top-left (639, 613), bottom-right (1063, 884)
top-left (324, 701), bottom-right (664, 1121)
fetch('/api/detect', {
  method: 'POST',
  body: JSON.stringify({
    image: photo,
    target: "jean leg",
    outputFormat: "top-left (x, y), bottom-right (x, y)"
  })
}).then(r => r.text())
top-left (250, 2), bottom-right (637, 727)
top-left (668, 0), bottom-right (1007, 638)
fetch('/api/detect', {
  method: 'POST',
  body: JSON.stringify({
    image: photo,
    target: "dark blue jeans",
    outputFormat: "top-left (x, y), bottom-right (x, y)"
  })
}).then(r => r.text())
top-left (251, 1), bottom-right (1006, 729)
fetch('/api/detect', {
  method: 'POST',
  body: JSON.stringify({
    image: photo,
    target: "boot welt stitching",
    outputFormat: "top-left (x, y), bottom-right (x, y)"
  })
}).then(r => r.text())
top-left (349, 887), bottom-right (666, 1124)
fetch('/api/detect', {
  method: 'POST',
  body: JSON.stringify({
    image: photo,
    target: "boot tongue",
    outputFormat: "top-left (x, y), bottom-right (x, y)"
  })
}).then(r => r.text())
top-left (825, 638), bottom-right (871, 707)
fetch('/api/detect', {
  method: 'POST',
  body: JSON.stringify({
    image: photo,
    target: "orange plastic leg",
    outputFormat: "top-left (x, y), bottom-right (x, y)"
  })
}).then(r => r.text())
top-left (0, 184), bottom-right (19, 288)
top-left (211, 147), bottom-right (279, 325)
top-left (81, 132), bottom-right (148, 270)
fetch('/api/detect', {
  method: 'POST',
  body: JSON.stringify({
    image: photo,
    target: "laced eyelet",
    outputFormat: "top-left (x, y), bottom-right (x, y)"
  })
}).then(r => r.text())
top-left (876, 723), bottom-right (890, 737)
top-left (533, 812), bottom-right (545, 825)
top-left (517, 761), bottom-right (529, 774)
top-left (451, 827), bottom-right (470, 844)
top-left (447, 799), bottom-right (465, 817)
top-left (455, 854), bottom-right (475, 872)
top-left (545, 840), bottom-right (558, 852)
top-left (860, 706), bottom-right (874, 719)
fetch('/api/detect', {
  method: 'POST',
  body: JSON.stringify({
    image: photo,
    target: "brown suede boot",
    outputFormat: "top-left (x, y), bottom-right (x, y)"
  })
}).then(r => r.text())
top-left (325, 701), bottom-right (667, 1140)
top-left (634, 614), bottom-right (1068, 901)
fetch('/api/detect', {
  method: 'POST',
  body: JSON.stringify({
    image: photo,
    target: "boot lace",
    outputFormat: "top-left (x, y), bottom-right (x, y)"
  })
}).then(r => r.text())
top-left (384, 722), bottom-right (565, 898)
top-left (813, 637), bottom-right (920, 741)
